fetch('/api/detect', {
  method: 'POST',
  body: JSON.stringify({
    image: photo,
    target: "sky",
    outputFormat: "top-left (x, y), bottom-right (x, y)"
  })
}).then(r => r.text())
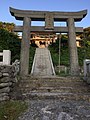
top-left (0, 0), bottom-right (90, 28)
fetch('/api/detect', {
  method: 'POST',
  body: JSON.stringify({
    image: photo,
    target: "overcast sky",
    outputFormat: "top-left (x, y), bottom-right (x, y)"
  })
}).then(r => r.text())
top-left (0, 0), bottom-right (90, 28)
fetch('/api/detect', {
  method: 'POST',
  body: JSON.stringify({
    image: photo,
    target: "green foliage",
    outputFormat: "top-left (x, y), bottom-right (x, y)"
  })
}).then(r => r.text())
top-left (0, 22), bottom-right (14, 32)
top-left (80, 27), bottom-right (90, 59)
top-left (60, 46), bottom-right (69, 66)
top-left (49, 26), bottom-right (90, 68)
top-left (78, 47), bottom-right (86, 66)
top-left (49, 35), bottom-right (69, 67)
top-left (56, 70), bottom-right (70, 77)
top-left (0, 100), bottom-right (27, 120)
top-left (0, 29), bottom-right (21, 62)
top-left (49, 46), bottom-right (69, 67)
top-left (0, 26), bottom-right (36, 71)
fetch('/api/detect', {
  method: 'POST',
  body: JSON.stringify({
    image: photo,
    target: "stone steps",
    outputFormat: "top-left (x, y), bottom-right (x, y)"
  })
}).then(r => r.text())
top-left (21, 92), bottom-right (90, 101)
top-left (12, 76), bottom-right (90, 101)
top-left (20, 76), bottom-right (82, 81)
top-left (19, 77), bottom-right (85, 84)
top-left (19, 80), bottom-right (88, 88)
top-left (19, 79), bottom-right (84, 84)
top-left (20, 86), bottom-right (90, 93)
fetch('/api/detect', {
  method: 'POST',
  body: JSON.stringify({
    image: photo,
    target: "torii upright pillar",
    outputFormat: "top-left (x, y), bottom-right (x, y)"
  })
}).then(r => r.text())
top-left (20, 17), bottom-right (30, 75)
top-left (67, 17), bottom-right (79, 75)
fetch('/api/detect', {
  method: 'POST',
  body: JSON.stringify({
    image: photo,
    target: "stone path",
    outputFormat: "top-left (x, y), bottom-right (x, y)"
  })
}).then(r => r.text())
top-left (31, 48), bottom-right (55, 76)
top-left (15, 48), bottom-right (90, 120)
top-left (18, 99), bottom-right (90, 120)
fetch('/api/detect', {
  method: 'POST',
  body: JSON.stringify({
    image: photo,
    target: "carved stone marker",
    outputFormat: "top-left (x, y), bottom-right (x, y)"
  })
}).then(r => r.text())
top-left (45, 12), bottom-right (54, 30)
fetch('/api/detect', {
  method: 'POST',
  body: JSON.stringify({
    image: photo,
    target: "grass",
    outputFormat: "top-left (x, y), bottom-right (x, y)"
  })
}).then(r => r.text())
top-left (0, 100), bottom-right (28, 120)
top-left (56, 70), bottom-right (70, 77)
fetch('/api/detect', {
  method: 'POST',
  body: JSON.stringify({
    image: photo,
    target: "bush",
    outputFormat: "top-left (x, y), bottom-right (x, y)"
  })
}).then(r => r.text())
top-left (49, 46), bottom-right (69, 67)
top-left (0, 29), bottom-right (21, 62)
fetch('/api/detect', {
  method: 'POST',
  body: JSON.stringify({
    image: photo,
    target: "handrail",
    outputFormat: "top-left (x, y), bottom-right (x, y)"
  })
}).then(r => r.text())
top-left (48, 49), bottom-right (56, 75)
top-left (31, 49), bottom-right (36, 75)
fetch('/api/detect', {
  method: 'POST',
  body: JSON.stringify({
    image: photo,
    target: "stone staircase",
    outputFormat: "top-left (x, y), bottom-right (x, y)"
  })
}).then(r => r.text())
top-left (11, 76), bottom-right (90, 102)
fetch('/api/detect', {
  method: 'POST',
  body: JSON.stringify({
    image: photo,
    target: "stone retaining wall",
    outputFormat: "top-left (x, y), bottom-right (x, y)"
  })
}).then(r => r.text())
top-left (0, 60), bottom-right (20, 102)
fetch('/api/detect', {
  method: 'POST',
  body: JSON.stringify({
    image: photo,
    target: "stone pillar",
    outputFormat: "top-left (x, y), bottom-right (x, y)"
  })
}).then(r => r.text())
top-left (3, 50), bottom-right (11, 65)
top-left (67, 17), bottom-right (79, 76)
top-left (20, 17), bottom-right (30, 75)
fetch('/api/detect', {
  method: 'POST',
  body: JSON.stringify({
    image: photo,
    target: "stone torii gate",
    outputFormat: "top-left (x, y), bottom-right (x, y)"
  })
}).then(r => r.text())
top-left (10, 7), bottom-right (87, 76)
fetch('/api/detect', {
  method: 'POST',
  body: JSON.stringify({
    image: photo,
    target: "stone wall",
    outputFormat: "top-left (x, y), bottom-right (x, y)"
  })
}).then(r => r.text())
top-left (0, 60), bottom-right (20, 102)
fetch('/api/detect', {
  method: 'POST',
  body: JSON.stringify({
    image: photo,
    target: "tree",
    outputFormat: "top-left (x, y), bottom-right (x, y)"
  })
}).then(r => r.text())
top-left (0, 22), bottom-right (15, 32)
top-left (49, 34), bottom-right (69, 66)
top-left (0, 29), bottom-right (21, 62)
top-left (80, 27), bottom-right (90, 59)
